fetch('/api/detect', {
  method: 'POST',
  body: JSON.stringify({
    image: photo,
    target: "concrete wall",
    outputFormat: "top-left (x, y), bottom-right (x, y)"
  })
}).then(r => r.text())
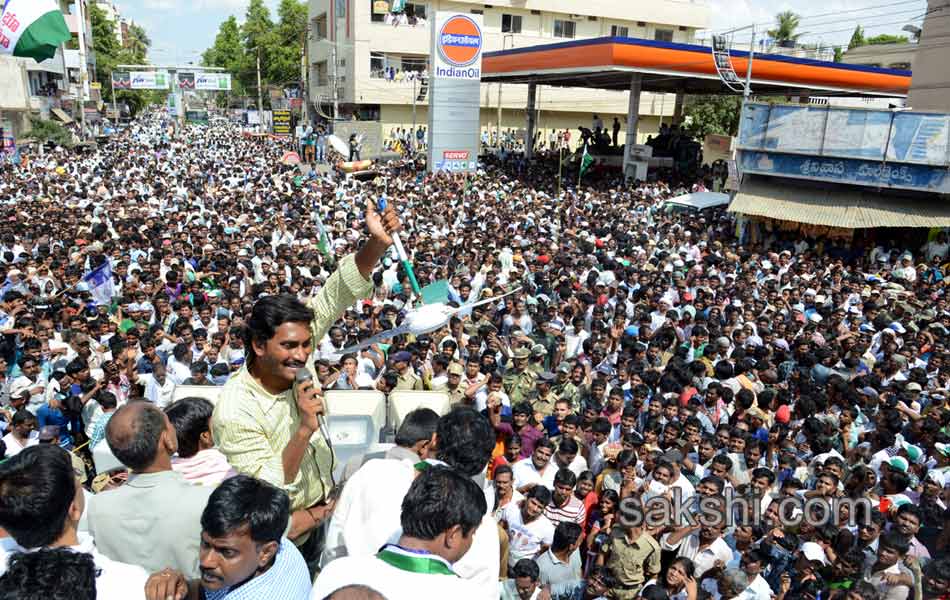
top-left (380, 104), bottom-right (665, 149)
top-left (310, 0), bottom-right (705, 119)
top-left (907, 0), bottom-right (950, 112)
top-left (0, 58), bottom-right (31, 112)
top-left (842, 43), bottom-right (916, 70)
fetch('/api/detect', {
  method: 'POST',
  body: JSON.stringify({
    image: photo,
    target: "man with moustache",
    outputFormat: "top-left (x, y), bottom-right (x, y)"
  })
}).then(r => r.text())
top-left (212, 202), bottom-right (401, 567)
top-left (144, 475), bottom-right (311, 600)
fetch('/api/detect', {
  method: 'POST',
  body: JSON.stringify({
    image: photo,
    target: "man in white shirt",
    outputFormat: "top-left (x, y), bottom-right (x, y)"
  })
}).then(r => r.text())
top-left (660, 503), bottom-right (734, 579)
top-left (320, 407), bottom-right (499, 595)
top-left (313, 466), bottom-right (490, 600)
top-left (500, 485), bottom-right (556, 568)
top-left (0, 444), bottom-right (148, 600)
top-left (512, 438), bottom-right (556, 492)
top-left (135, 362), bottom-right (176, 408)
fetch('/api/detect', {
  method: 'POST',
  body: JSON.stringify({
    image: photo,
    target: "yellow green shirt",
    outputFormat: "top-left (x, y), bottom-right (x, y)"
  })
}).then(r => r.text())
top-left (211, 253), bottom-right (373, 513)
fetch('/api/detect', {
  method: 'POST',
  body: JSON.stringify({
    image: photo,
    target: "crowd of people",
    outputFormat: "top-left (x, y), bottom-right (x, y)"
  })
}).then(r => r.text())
top-left (0, 111), bottom-right (947, 600)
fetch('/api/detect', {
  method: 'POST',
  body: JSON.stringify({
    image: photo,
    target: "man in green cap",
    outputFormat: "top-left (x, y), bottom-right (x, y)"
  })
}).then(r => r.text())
top-left (504, 347), bottom-right (538, 406)
top-left (528, 344), bottom-right (548, 375)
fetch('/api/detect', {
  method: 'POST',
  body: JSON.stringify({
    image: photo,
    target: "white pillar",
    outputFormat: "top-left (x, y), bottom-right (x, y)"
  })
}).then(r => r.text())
top-left (623, 74), bottom-right (642, 180)
top-left (673, 92), bottom-right (685, 125)
top-left (525, 83), bottom-right (537, 160)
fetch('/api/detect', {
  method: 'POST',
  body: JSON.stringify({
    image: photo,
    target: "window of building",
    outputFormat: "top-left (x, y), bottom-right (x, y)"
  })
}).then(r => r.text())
top-left (370, 0), bottom-right (387, 23)
top-left (502, 14), bottom-right (522, 33)
top-left (314, 61), bottom-right (329, 86)
top-left (405, 2), bottom-right (427, 21)
top-left (401, 56), bottom-right (428, 73)
top-left (611, 25), bottom-right (629, 37)
top-left (370, 53), bottom-right (386, 78)
top-left (654, 29), bottom-right (674, 42)
top-left (554, 19), bottom-right (575, 39)
top-left (313, 16), bottom-right (327, 39)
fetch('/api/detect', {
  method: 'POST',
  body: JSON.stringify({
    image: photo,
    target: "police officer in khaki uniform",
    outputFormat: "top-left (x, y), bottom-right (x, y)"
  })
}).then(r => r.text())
top-left (598, 521), bottom-right (662, 600)
top-left (445, 363), bottom-right (468, 406)
top-left (391, 350), bottom-right (423, 391)
top-left (503, 347), bottom-right (537, 405)
top-left (529, 371), bottom-right (558, 419)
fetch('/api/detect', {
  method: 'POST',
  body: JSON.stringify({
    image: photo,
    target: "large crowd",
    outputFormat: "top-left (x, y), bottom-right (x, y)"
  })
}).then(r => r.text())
top-left (0, 112), bottom-right (947, 600)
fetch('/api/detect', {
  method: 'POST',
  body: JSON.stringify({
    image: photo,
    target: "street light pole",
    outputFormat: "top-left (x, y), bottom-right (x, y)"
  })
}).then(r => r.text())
top-left (256, 47), bottom-right (264, 124)
top-left (496, 34), bottom-right (513, 149)
top-left (75, 0), bottom-right (88, 139)
top-left (744, 25), bottom-right (755, 102)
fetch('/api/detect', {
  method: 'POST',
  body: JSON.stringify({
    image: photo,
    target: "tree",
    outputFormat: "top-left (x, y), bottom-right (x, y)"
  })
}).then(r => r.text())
top-left (833, 46), bottom-right (844, 62)
top-left (848, 25), bottom-right (865, 50)
top-left (866, 34), bottom-right (909, 45)
top-left (768, 11), bottom-right (801, 47)
top-left (89, 3), bottom-right (157, 116)
top-left (682, 95), bottom-right (742, 139)
top-left (264, 0), bottom-right (307, 86)
top-left (126, 23), bottom-right (151, 62)
top-left (28, 117), bottom-right (73, 148)
top-left (203, 15), bottom-right (245, 96)
top-left (202, 0), bottom-right (306, 107)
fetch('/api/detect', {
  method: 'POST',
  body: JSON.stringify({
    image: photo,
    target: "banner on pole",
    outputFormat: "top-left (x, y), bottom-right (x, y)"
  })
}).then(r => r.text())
top-left (272, 109), bottom-right (292, 136)
top-left (177, 72), bottom-right (195, 89)
top-left (130, 71), bottom-right (170, 90)
top-left (112, 71), bottom-right (131, 89)
top-left (195, 73), bottom-right (231, 91)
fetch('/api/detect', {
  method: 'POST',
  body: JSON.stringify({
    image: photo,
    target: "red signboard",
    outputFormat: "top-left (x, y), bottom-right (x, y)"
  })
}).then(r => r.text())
top-left (443, 150), bottom-right (469, 160)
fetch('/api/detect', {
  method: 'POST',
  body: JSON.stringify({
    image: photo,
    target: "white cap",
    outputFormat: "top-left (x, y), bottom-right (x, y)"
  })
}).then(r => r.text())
top-left (800, 542), bottom-right (828, 565)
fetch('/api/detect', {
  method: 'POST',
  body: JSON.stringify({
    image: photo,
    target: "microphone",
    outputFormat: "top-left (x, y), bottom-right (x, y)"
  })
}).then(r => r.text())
top-left (295, 368), bottom-right (338, 493)
top-left (295, 368), bottom-right (330, 441)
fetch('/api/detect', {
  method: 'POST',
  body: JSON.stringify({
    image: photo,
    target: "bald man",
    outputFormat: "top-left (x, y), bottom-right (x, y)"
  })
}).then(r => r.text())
top-left (324, 585), bottom-right (387, 600)
top-left (87, 401), bottom-right (213, 579)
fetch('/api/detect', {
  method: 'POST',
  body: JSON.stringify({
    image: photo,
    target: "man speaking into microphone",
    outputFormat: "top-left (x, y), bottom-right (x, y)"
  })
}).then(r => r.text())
top-left (211, 201), bottom-right (401, 570)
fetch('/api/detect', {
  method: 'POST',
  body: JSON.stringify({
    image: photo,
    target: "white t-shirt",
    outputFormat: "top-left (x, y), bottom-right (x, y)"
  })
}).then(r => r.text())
top-left (322, 458), bottom-right (500, 594)
top-left (511, 458), bottom-right (554, 490)
top-left (0, 533), bottom-right (148, 600)
top-left (501, 502), bottom-right (555, 566)
top-left (313, 550), bottom-right (490, 600)
top-left (1, 431), bottom-right (38, 457)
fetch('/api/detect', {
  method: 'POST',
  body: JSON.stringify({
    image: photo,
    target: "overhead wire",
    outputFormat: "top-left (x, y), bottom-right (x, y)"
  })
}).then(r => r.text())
top-left (700, 0), bottom-right (926, 34)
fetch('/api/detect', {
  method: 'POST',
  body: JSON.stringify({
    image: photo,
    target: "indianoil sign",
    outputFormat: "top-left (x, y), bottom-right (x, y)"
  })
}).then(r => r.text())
top-left (427, 12), bottom-right (483, 173)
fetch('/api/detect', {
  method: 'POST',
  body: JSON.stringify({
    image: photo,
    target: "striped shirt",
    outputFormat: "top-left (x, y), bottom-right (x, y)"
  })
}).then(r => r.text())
top-left (211, 253), bottom-right (373, 514)
top-left (543, 495), bottom-right (587, 527)
top-left (204, 538), bottom-right (310, 600)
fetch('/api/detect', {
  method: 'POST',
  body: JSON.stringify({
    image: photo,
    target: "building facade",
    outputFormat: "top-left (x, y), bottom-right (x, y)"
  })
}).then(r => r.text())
top-left (307, 0), bottom-right (710, 148)
top-left (908, 0), bottom-right (950, 112)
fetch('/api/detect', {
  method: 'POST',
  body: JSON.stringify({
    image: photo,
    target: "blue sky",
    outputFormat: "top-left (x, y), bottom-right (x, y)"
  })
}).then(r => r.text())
top-left (119, 0), bottom-right (282, 65)
top-left (116, 0), bottom-right (927, 66)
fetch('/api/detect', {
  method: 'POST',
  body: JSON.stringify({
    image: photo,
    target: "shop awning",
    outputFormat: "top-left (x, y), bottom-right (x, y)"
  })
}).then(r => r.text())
top-left (51, 108), bottom-right (73, 124)
top-left (729, 178), bottom-right (950, 229)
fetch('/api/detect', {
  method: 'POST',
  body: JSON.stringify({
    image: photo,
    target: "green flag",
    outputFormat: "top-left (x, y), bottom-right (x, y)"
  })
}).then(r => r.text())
top-left (0, 0), bottom-right (71, 62)
top-left (315, 214), bottom-right (333, 260)
top-left (579, 145), bottom-right (594, 181)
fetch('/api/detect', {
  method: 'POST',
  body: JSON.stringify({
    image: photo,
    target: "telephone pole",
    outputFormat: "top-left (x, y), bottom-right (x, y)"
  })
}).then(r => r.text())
top-left (331, 43), bottom-right (339, 127)
top-left (302, 28), bottom-right (311, 124)
top-left (75, 0), bottom-right (88, 139)
top-left (256, 47), bottom-right (264, 121)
